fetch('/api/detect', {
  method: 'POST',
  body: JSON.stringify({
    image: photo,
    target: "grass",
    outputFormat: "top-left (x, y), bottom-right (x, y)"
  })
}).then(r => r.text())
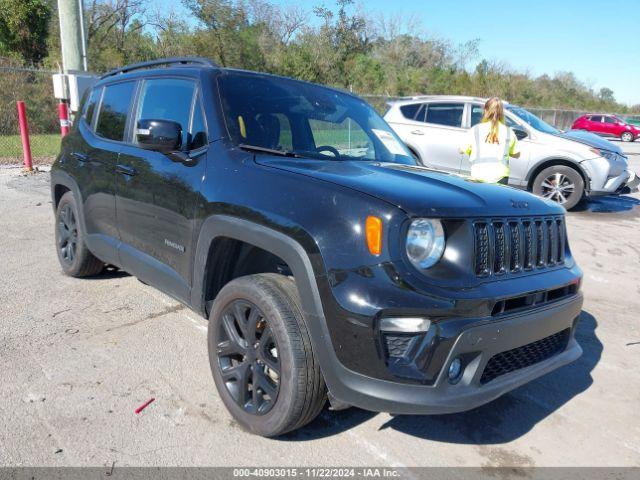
top-left (0, 134), bottom-right (61, 161)
top-left (279, 128), bottom-right (371, 152)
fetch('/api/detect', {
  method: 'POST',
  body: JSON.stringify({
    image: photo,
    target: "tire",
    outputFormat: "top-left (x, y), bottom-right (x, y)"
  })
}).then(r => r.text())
top-left (208, 273), bottom-right (326, 437)
top-left (54, 191), bottom-right (104, 277)
top-left (621, 131), bottom-right (634, 142)
top-left (531, 165), bottom-right (584, 210)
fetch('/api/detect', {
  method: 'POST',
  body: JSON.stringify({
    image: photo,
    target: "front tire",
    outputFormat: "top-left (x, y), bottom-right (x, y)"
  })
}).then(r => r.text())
top-left (208, 273), bottom-right (326, 437)
top-left (532, 165), bottom-right (584, 210)
top-left (54, 191), bottom-right (104, 277)
top-left (621, 131), bottom-right (634, 142)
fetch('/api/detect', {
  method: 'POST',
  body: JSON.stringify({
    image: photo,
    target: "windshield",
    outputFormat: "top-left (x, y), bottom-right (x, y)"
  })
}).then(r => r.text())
top-left (217, 71), bottom-right (415, 164)
top-left (507, 106), bottom-right (560, 135)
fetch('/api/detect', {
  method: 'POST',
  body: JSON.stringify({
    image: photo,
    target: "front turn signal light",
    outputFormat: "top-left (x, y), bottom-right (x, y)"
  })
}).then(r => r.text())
top-left (366, 216), bottom-right (382, 256)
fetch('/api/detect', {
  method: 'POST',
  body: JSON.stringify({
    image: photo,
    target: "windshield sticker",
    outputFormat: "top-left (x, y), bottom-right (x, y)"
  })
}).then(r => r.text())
top-left (372, 129), bottom-right (406, 155)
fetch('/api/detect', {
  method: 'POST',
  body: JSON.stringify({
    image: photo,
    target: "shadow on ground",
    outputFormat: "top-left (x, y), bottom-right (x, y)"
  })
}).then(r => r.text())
top-left (84, 265), bottom-right (131, 280)
top-left (286, 310), bottom-right (600, 443)
top-left (573, 195), bottom-right (640, 214)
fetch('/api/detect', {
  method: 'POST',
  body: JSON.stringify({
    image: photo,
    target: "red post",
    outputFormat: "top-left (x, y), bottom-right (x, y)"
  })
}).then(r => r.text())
top-left (58, 101), bottom-right (70, 136)
top-left (16, 101), bottom-right (33, 171)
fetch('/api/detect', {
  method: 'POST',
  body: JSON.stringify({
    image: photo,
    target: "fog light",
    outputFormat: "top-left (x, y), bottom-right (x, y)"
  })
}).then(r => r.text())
top-left (380, 317), bottom-right (431, 333)
top-left (448, 357), bottom-right (462, 383)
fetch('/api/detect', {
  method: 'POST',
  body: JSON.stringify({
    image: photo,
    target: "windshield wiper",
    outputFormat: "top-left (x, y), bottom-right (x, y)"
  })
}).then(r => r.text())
top-left (238, 144), bottom-right (304, 158)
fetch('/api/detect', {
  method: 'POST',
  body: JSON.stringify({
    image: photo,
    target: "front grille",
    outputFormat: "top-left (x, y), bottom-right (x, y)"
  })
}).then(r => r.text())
top-left (491, 283), bottom-right (579, 316)
top-left (473, 216), bottom-right (565, 277)
top-left (480, 329), bottom-right (570, 384)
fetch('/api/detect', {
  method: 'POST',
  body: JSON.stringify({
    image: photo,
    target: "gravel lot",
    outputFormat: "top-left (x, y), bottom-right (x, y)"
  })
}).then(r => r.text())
top-left (1, 145), bottom-right (639, 469)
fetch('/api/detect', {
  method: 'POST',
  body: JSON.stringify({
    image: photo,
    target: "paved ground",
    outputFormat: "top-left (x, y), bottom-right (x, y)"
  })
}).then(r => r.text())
top-left (1, 146), bottom-right (639, 468)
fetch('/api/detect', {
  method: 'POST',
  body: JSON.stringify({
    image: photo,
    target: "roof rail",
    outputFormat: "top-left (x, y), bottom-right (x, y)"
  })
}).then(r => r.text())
top-left (100, 57), bottom-right (218, 79)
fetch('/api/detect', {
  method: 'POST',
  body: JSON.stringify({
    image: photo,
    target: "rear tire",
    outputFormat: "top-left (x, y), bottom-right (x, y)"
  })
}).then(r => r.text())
top-left (208, 273), bottom-right (326, 437)
top-left (621, 131), bottom-right (634, 142)
top-left (54, 191), bottom-right (104, 277)
top-left (532, 165), bottom-right (584, 210)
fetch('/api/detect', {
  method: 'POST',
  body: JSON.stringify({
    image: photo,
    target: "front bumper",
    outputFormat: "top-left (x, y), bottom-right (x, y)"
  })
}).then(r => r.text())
top-left (622, 170), bottom-right (640, 192)
top-left (324, 293), bottom-right (583, 415)
top-left (583, 155), bottom-right (637, 195)
top-left (590, 169), bottom-right (637, 195)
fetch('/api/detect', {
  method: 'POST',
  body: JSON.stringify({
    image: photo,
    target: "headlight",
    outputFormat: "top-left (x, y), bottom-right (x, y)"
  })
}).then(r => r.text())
top-left (406, 219), bottom-right (445, 269)
top-left (589, 147), bottom-right (616, 161)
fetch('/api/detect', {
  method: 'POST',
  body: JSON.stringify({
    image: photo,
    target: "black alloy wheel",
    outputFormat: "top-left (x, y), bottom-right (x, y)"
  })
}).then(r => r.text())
top-left (58, 203), bottom-right (78, 265)
top-left (216, 300), bottom-right (280, 415)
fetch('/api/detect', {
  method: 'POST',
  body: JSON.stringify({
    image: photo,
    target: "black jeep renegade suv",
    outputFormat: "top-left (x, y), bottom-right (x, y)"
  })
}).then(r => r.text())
top-left (51, 57), bottom-right (584, 436)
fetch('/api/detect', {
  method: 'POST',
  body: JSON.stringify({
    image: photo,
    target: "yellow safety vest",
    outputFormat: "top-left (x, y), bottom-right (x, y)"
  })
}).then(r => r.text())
top-left (469, 126), bottom-right (511, 184)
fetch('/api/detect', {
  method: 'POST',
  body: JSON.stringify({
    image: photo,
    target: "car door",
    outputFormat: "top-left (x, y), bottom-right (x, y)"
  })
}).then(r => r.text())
top-left (588, 115), bottom-right (605, 135)
top-left (115, 77), bottom-right (208, 303)
top-left (602, 115), bottom-right (619, 137)
top-left (416, 102), bottom-right (466, 172)
top-left (386, 102), bottom-right (427, 162)
top-left (70, 81), bottom-right (136, 266)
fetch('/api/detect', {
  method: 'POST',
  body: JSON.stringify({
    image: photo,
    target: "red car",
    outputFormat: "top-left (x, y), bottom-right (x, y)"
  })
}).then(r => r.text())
top-left (572, 114), bottom-right (639, 142)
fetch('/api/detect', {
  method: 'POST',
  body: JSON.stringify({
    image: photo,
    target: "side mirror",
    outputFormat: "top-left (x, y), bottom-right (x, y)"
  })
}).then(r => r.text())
top-left (136, 119), bottom-right (182, 152)
top-left (513, 126), bottom-right (528, 140)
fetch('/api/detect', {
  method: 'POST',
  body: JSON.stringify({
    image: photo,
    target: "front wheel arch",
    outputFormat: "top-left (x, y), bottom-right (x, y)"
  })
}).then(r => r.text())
top-left (527, 159), bottom-right (589, 193)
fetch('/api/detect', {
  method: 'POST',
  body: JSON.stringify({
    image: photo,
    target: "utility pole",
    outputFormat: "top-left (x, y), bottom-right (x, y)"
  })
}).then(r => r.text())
top-left (57, 0), bottom-right (88, 72)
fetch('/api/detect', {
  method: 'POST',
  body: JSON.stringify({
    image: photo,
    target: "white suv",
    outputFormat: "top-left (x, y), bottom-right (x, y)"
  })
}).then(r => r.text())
top-left (384, 95), bottom-right (637, 209)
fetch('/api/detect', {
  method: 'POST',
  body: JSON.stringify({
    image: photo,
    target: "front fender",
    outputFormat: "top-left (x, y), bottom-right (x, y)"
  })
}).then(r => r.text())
top-left (190, 214), bottom-right (363, 404)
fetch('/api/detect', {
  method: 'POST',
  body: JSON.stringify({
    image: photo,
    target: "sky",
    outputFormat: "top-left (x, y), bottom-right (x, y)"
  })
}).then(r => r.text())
top-left (157, 0), bottom-right (640, 105)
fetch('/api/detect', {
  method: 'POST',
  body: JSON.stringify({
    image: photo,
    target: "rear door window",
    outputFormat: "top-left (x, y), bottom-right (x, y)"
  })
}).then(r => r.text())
top-left (95, 81), bottom-right (136, 141)
top-left (603, 116), bottom-right (616, 124)
top-left (589, 115), bottom-right (603, 123)
top-left (425, 103), bottom-right (464, 128)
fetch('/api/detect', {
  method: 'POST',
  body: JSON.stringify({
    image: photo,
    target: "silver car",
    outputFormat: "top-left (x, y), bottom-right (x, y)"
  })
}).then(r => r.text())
top-left (384, 95), bottom-right (637, 209)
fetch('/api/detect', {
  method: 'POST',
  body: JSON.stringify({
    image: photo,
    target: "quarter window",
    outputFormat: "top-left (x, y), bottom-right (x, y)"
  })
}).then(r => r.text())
top-left (400, 103), bottom-right (423, 120)
top-left (189, 94), bottom-right (208, 150)
top-left (134, 78), bottom-right (196, 149)
top-left (95, 82), bottom-right (136, 141)
top-left (425, 103), bottom-right (464, 128)
top-left (83, 87), bottom-right (101, 128)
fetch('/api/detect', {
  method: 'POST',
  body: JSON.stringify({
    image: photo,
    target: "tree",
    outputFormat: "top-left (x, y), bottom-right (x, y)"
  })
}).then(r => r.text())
top-left (0, 0), bottom-right (52, 64)
top-left (598, 87), bottom-right (615, 104)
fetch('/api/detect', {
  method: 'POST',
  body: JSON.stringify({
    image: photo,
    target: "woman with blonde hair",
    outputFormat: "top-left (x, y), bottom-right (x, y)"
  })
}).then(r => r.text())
top-left (460, 97), bottom-right (520, 185)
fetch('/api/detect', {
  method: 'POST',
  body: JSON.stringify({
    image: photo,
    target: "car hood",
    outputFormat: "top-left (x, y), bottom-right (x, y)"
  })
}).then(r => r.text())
top-left (256, 157), bottom-right (564, 217)
top-left (560, 130), bottom-right (623, 154)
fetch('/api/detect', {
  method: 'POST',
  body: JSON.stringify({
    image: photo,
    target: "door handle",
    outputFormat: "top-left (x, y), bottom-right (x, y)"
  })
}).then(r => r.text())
top-left (410, 130), bottom-right (425, 135)
top-left (115, 164), bottom-right (137, 176)
top-left (70, 152), bottom-right (89, 162)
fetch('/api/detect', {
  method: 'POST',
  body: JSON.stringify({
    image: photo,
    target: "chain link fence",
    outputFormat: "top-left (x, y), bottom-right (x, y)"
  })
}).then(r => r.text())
top-left (0, 60), bottom-right (61, 166)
